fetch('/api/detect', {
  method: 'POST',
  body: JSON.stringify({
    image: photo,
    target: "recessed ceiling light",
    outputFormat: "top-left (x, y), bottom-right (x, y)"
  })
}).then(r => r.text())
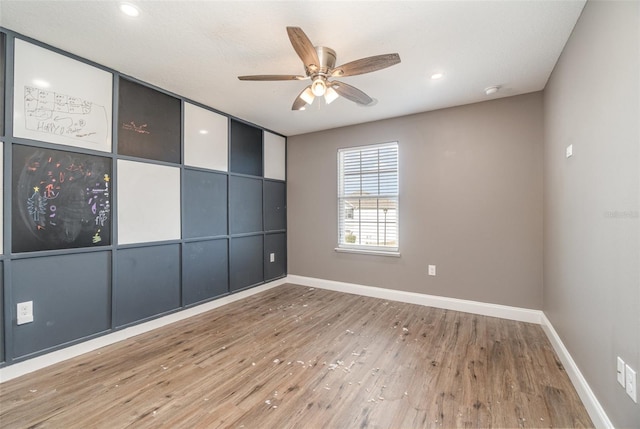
top-left (431, 73), bottom-right (444, 80)
top-left (485, 86), bottom-right (500, 95)
top-left (119, 2), bottom-right (140, 17)
top-left (199, 130), bottom-right (209, 135)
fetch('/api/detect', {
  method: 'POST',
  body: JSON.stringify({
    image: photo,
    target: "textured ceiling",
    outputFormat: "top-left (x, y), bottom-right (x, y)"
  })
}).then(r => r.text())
top-left (0, 0), bottom-right (585, 136)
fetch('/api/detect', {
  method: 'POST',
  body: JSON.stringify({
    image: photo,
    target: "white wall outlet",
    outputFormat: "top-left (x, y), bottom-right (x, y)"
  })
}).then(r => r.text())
top-left (566, 144), bottom-right (573, 158)
top-left (625, 364), bottom-right (637, 403)
top-left (17, 301), bottom-right (34, 325)
top-left (617, 357), bottom-right (626, 387)
top-left (428, 265), bottom-right (436, 276)
top-left (270, 253), bottom-right (275, 263)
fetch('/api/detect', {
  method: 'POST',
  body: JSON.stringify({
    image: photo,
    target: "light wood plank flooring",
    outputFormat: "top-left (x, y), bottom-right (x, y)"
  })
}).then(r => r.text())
top-left (0, 283), bottom-right (593, 428)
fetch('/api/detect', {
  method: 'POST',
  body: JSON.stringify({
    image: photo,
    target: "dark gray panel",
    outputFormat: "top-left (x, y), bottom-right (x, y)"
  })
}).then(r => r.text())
top-left (264, 181), bottom-right (286, 231)
top-left (265, 233), bottom-right (287, 281)
top-left (230, 119), bottom-right (263, 176)
top-left (229, 176), bottom-right (262, 234)
top-left (0, 262), bottom-right (3, 362)
top-left (230, 235), bottom-right (263, 292)
top-left (115, 245), bottom-right (180, 327)
top-left (12, 252), bottom-right (111, 358)
top-left (183, 239), bottom-right (228, 305)
top-left (183, 169), bottom-right (227, 238)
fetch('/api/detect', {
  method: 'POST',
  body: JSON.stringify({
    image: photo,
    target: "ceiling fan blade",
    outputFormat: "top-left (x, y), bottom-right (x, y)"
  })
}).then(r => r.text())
top-left (292, 85), bottom-right (314, 110)
top-left (238, 74), bottom-right (307, 81)
top-left (330, 81), bottom-right (373, 105)
top-left (287, 27), bottom-right (320, 70)
top-left (331, 53), bottom-right (401, 77)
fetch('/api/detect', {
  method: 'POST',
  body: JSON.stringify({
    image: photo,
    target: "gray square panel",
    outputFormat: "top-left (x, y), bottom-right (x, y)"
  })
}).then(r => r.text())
top-left (230, 235), bottom-right (263, 292)
top-left (183, 169), bottom-right (228, 238)
top-left (12, 252), bottom-right (111, 358)
top-left (264, 233), bottom-right (286, 281)
top-left (115, 244), bottom-right (180, 327)
top-left (264, 181), bottom-right (286, 231)
top-left (229, 176), bottom-right (262, 234)
top-left (183, 239), bottom-right (228, 305)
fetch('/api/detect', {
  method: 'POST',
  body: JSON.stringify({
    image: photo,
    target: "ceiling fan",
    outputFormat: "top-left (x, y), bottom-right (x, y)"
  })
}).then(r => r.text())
top-left (238, 27), bottom-right (401, 110)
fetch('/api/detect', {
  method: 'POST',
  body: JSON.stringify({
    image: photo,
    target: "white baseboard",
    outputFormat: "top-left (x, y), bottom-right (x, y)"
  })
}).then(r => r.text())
top-left (540, 313), bottom-right (613, 429)
top-left (287, 274), bottom-right (543, 324)
top-left (0, 277), bottom-right (287, 383)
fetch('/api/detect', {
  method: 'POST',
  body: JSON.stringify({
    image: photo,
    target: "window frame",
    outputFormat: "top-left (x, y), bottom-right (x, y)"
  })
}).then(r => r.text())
top-left (336, 141), bottom-right (400, 257)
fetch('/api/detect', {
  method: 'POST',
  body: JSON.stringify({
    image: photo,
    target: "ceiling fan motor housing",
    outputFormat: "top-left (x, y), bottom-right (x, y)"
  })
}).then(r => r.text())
top-left (309, 46), bottom-right (336, 78)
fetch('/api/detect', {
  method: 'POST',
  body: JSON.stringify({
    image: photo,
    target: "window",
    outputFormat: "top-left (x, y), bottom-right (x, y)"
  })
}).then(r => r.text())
top-left (337, 142), bottom-right (399, 254)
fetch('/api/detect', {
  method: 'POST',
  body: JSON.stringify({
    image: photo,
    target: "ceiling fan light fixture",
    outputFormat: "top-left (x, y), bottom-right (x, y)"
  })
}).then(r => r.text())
top-left (324, 86), bottom-right (339, 104)
top-left (311, 78), bottom-right (326, 97)
top-left (300, 87), bottom-right (315, 105)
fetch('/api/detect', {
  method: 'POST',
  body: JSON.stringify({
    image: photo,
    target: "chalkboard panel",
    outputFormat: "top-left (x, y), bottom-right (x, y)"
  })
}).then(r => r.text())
top-left (183, 169), bottom-right (227, 238)
top-left (230, 235), bottom-right (263, 292)
top-left (12, 145), bottom-right (112, 253)
top-left (117, 78), bottom-right (181, 163)
top-left (12, 252), bottom-right (111, 358)
top-left (0, 32), bottom-right (5, 136)
top-left (265, 233), bottom-right (286, 281)
top-left (0, 144), bottom-right (3, 254)
top-left (264, 180), bottom-right (286, 231)
top-left (0, 262), bottom-right (3, 362)
top-left (229, 176), bottom-right (262, 234)
top-left (230, 119), bottom-right (262, 176)
top-left (115, 244), bottom-right (180, 327)
top-left (183, 239), bottom-right (228, 305)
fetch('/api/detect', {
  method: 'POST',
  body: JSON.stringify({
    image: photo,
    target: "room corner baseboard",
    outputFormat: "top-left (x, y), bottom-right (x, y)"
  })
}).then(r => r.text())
top-left (540, 313), bottom-right (613, 429)
top-left (286, 275), bottom-right (543, 324)
top-left (0, 277), bottom-right (287, 383)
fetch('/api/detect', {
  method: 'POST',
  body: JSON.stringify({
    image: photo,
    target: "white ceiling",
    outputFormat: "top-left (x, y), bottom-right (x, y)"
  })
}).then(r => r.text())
top-left (0, 0), bottom-right (585, 137)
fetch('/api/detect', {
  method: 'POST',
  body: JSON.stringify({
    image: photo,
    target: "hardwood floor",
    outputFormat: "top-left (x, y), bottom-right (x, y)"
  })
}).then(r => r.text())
top-left (0, 283), bottom-right (593, 428)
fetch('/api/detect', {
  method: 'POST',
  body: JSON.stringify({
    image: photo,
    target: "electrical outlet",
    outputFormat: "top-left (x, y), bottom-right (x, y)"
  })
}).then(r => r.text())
top-left (617, 357), bottom-right (626, 387)
top-left (17, 301), bottom-right (34, 325)
top-left (270, 253), bottom-right (275, 263)
top-left (626, 364), bottom-right (637, 403)
top-left (566, 144), bottom-right (573, 158)
top-left (428, 265), bottom-right (436, 276)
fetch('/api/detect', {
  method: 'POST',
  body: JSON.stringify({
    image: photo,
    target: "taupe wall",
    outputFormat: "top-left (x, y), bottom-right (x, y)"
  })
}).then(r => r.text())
top-left (288, 93), bottom-right (543, 309)
top-left (543, 1), bottom-right (640, 427)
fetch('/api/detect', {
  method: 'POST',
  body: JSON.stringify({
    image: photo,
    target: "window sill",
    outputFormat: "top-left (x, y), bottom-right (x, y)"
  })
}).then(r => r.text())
top-left (334, 247), bottom-right (401, 258)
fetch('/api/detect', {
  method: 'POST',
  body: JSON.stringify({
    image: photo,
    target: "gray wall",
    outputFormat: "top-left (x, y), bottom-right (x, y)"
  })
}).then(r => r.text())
top-left (543, 1), bottom-right (640, 426)
top-left (288, 92), bottom-right (543, 309)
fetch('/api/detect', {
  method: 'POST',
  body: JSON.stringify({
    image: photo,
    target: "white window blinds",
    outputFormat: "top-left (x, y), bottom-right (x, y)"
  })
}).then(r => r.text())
top-left (338, 142), bottom-right (399, 252)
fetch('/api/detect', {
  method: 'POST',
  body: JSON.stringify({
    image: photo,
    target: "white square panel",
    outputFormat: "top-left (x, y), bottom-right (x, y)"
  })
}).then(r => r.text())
top-left (184, 102), bottom-right (228, 171)
top-left (117, 160), bottom-right (181, 244)
top-left (264, 131), bottom-right (285, 180)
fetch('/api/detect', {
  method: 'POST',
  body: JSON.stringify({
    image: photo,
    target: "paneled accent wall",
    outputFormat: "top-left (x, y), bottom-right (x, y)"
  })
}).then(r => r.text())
top-left (0, 29), bottom-right (286, 366)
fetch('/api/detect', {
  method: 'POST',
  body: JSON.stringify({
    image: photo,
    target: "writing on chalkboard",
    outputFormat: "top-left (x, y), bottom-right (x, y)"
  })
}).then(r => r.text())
top-left (24, 86), bottom-right (108, 144)
top-left (13, 146), bottom-right (112, 253)
top-left (122, 121), bottom-right (151, 134)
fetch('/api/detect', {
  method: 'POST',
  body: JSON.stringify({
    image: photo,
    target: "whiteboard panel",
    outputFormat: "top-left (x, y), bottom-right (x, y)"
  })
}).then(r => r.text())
top-left (13, 39), bottom-right (113, 152)
top-left (184, 102), bottom-right (228, 171)
top-left (117, 160), bottom-right (181, 244)
top-left (264, 131), bottom-right (286, 180)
